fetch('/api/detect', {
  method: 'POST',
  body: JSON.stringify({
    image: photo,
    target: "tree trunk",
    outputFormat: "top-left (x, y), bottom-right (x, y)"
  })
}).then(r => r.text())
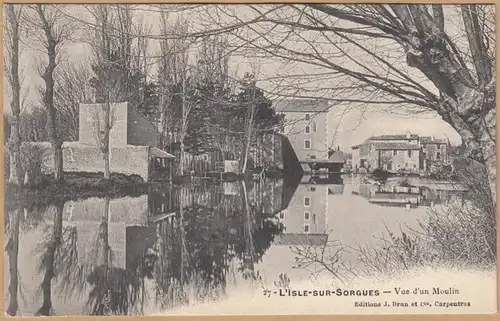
top-left (103, 100), bottom-right (112, 180)
top-left (241, 102), bottom-right (255, 174)
top-left (5, 5), bottom-right (23, 186)
top-left (6, 208), bottom-right (21, 316)
top-left (37, 5), bottom-right (63, 181)
top-left (179, 142), bottom-right (185, 176)
top-left (36, 202), bottom-right (63, 316)
top-left (53, 145), bottom-right (64, 181)
top-left (8, 122), bottom-right (22, 185)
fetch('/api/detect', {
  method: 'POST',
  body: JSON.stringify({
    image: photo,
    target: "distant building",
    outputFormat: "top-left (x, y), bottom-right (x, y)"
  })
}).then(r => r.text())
top-left (275, 99), bottom-right (345, 173)
top-left (351, 132), bottom-right (450, 174)
top-left (25, 102), bottom-right (174, 181)
top-left (275, 99), bottom-right (330, 165)
top-left (420, 136), bottom-right (449, 169)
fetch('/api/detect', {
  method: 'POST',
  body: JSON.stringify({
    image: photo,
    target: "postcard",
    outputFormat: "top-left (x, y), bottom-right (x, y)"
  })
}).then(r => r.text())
top-left (3, 2), bottom-right (497, 317)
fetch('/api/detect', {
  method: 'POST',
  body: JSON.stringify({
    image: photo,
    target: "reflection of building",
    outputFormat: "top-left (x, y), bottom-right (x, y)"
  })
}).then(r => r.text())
top-left (351, 133), bottom-right (449, 173)
top-left (24, 102), bottom-right (174, 182)
top-left (352, 182), bottom-right (465, 208)
top-left (274, 174), bottom-right (342, 246)
top-left (63, 196), bottom-right (151, 269)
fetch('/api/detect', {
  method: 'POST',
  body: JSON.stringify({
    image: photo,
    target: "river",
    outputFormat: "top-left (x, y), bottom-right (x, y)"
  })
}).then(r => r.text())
top-left (4, 174), bottom-right (469, 315)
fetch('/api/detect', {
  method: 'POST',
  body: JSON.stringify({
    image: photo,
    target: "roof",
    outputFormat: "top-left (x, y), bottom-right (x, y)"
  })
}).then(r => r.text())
top-left (420, 136), bottom-right (447, 144)
top-left (274, 99), bottom-right (330, 113)
top-left (329, 150), bottom-right (346, 163)
top-left (372, 142), bottom-right (421, 150)
top-left (274, 233), bottom-right (328, 246)
top-left (371, 134), bottom-right (419, 140)
top-left (150, 147), bottom-right (175, 158)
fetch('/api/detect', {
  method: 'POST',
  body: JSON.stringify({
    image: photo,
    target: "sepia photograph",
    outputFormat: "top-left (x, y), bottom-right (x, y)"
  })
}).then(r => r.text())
top-left (2, 2), bottom-right (497, 316)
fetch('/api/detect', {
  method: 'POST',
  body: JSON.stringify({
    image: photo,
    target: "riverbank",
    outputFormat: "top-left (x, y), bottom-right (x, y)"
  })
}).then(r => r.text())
top-left (4, 172), bottom-right (153, 209)
top-left (4, 169), bottom-right (293, 209)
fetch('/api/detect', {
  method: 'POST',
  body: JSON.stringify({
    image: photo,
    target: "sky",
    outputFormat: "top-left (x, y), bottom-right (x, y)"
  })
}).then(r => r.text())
top-left (3, 4), bottom-right (466, 148)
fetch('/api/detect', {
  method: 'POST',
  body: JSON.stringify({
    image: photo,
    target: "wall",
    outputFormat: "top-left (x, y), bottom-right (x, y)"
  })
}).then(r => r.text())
top-left (352, 148), bottom-right (360, 171)
top-left (79, 103), bottom-right (129, 147)
top-left (127, 104), bottom-right (160, 147)
top-left (281, 111), bottom-right (329, 162)
top-left (423, 143), bottom-right (448, 163)
top-left (278, 184), bottom-right (328, 234)
top-left (377, 149), bottom-right (420, 172)
top-left (25, 142), bottom-right (150, 181)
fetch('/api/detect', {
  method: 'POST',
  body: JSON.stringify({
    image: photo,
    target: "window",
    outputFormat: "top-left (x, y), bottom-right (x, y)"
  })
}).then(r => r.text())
top-left (405, 162), bottom-right (408, 167)
top-left (305, 114), bottom-right (310, 121)
top-left (305, 140), bottom-right (311, 149)
top-left (304, 224), bottom-right (310, 233)
top-left (304, 197), bottom-right (311, 207)
top-left (408, 150), bottom-right (412, 158)
top-left (304, 212), bottom-right (310, 220)
top-left (436, 152), bottom-right (441, 160)
top-left (279, 212), bottom-right (285, 219)
top-left (393, 150), bottom-right (397, 156)
top-left (310, 187), bottom-right (316, 191)
top-left (305, 126), bottom-right (311, 134)
top-left (310, 155), bottom-right (316, 160)
top-left (413, 164), bottom-right (416, 168)
top-left (203, 154), bottom-right (209, 161)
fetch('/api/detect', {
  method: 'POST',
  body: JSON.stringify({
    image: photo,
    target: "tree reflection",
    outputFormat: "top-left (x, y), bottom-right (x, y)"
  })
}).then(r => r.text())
top-left (35, 201), bottom-right (64, 316)
top-left (5, 208), bottom-right (21, 316)
top-left (85, 196), bottom-right (144, 316)
top-left (152, 180), bottom-right (285, 310)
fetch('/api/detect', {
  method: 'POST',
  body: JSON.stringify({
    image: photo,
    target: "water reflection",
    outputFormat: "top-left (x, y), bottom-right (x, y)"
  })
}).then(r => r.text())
top-left (4, 173), bottom-right (467, 315)
top-left (351, 177), bottom-right (466, 209)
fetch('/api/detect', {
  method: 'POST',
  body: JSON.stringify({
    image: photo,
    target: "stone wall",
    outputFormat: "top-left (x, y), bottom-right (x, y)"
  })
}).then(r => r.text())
top-left (24, 142), bottom-right (150, 181)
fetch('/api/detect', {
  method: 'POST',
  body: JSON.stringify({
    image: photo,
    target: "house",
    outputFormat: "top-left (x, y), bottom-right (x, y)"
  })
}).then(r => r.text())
top-left (420, 136), bottom-right (449, 169)
top-left (351, 132), bottom-right (450, 174)
top-left (25, 102), bottom-right (175, 182)
top-left (275, 99), bottom-right (331, 170)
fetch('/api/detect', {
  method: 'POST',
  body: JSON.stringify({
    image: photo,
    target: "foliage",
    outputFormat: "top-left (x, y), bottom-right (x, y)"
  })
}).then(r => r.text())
top-left (20, 143), bottom-right (47, 186)
top-left (357, 162), bottom-right (495, 277)
top-left (371, 168), bottom-right (390, 183)
top-left (429, 163), bottom-right (454, 180)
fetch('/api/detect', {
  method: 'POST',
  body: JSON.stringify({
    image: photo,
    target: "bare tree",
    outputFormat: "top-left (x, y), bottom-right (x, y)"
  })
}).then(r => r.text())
top-left (29, 4), bottom-right (75, 181)
top-left (157, 15), bottom-right (190, 148)
top-left (54, 60), bottom-right (94, 141)
top-left (87, 4), bottom-right (134, 179)
top-left (201, 4), bottom-right (496, 200)
top-left (4, 4), bottom-right (24, 185)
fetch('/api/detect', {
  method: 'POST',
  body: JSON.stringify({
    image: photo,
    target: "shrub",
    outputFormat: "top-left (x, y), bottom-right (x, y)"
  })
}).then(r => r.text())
top-left (357, 158), bottom-right (496, 277)
top-left (20, 144), bottom-right (48, 186)
top-left (371, 168), bottom-right (390, 183)
top-left (398, 178), bottom-right (411, 187)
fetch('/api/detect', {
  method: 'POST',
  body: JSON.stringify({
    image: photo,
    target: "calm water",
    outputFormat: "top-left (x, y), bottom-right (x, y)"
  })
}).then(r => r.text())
top-left (4, 174), bottom-right (465, 316)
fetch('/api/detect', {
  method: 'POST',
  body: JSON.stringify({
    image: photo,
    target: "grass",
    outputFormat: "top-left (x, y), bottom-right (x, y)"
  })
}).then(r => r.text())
top-left (357, 159), bottom-right (496, 277)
